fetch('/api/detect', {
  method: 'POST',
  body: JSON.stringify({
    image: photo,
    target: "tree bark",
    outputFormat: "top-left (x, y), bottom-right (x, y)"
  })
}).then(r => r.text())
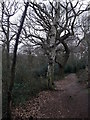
top-left (56, 41), bottom-right (70, 78)
top-left (46, 26), bottom-right (56, 89)
top-left (58, 64), bottom-right (64, 78)
top-left (46, 8), bottom-right (57, 88)
top-left (47, 58), bottom-right (55, 89)
top-left (6, 16), bottom-right (10, 90)
top-left (6, 2), bottom-right (29, 120)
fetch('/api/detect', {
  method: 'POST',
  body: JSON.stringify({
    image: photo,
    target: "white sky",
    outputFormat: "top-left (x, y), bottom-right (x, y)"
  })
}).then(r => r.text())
top-left (0, 0), bottom-right (90, 51)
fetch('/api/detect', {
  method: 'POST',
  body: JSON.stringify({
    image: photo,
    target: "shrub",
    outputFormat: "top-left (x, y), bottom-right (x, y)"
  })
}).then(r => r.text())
top-left (12, 55), bottom-right (48, 106)
top-left (76, 69), bottom-right (88, 83)
top-left (12, 77), bottom-right (48, 106)
top-left (64, 57), bottom-right (87, 74)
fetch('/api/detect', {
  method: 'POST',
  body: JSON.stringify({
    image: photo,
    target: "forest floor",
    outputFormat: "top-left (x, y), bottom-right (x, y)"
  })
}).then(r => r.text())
top-left (13, 73), bottom-right (88, 119)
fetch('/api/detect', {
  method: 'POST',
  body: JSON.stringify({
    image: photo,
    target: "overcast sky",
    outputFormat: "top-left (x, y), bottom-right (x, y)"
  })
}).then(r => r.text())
top-left (0, 0), bottom-right (90, 50)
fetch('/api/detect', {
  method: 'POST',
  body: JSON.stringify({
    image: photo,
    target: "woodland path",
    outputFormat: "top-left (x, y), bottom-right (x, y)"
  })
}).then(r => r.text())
top-left (13, 74), bottom-right (88, 119)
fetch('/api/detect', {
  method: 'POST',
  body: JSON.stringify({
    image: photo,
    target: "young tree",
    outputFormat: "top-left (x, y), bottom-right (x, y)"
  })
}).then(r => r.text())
top-left (0, 1), bottom-right (20, 95)
top-left (1, 1), bottom-right (29, 119)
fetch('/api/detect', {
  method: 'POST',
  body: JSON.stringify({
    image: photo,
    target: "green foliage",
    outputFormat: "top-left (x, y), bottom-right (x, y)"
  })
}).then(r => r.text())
top-left (2, 52), bottom-right (48, 108)
top-left (3, 51), bottom-right (88, 108)
top-left (64, 54), bottom-right (87, 74)
top-left (64, 64), bottom-right (77, 73)
top-left (31, 64), bottom-right (48, 78)
top-left (76, 69), bottom-right (88, 83)
top-left (54, 63), bottom-right (59, 75)
top-left (12, 54), bottom-right (48, 106)
top-left (12, 77), bottom-right (48, 106)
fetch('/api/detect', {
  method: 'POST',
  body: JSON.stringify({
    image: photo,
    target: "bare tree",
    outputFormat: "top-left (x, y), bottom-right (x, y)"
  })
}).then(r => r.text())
top-left (0, 0), bottom-right (20, 68)
top-left (1, 1), bottom-right (29, 119)
top-left (0, 1), bottom-right (22, 100)
top-left (22, 0), bottom-right (89, 89)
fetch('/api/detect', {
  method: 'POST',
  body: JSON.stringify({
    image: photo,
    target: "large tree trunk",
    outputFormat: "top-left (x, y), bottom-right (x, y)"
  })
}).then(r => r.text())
top-left (6, 3), bottom-right (29, 120)
top-left (46, 24), bottom-right (56, 89)
top-left (46, 1), bottom-right (60, 89)
top-left (46, 46), bottom-right (56, 89)
top-left (58, 64), bottom-right (64, 78)
top-left (56, 41), bottom-right (70, 78)
top-left (47, 58), bottom-right (55, 89)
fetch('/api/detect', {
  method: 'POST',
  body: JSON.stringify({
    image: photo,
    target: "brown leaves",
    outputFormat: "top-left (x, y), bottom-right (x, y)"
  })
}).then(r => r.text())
top-left (12, 74), bottom-right (88, 119)
top-left (12, 91), bottom-right (52, 119)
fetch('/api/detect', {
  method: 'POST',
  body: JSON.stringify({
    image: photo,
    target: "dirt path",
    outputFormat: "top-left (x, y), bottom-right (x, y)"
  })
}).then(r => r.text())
top-left (13, 74), bottom-right (88, 119)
